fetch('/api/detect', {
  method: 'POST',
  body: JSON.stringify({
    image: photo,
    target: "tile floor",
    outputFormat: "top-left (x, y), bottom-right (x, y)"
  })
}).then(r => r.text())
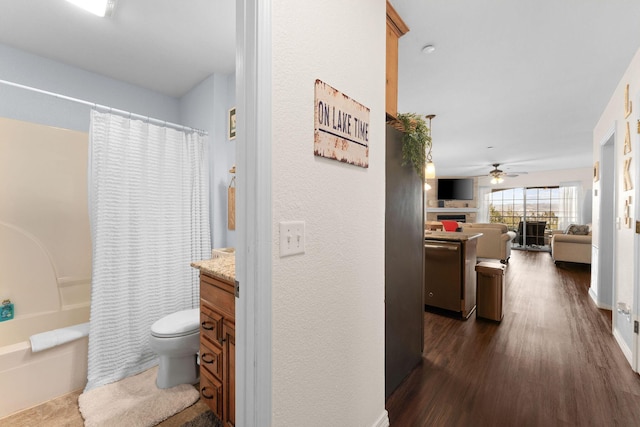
top-left (0, 386), bottom-right (210, 427)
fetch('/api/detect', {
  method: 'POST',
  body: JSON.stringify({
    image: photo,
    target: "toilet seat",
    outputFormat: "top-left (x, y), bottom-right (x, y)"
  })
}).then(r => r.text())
top-left (151, 308), bottom-right (199, 338)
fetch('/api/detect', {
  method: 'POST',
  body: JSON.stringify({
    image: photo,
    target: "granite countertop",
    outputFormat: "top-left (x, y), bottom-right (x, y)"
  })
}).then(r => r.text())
top-left (191, 255), bottom-right (235, 283)
top-left (424, 231), bottom-right (483, 242)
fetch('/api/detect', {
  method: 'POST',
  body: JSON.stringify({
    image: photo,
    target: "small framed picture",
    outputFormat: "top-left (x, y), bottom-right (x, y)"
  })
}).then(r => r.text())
top-left (228, 107), bottom-right (236, 140)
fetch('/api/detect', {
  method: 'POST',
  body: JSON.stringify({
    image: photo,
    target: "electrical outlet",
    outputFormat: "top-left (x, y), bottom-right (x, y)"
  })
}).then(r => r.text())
top-left (279, 221), bottom-right (305, 257)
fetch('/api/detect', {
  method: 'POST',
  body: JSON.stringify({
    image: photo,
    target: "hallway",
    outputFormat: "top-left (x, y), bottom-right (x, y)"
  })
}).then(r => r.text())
top-left (386, 251), bottom-right (640, 426)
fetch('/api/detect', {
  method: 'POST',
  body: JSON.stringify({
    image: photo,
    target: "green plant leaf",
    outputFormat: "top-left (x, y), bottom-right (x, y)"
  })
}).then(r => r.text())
top-left (396, 113), bottom-right (432, 181)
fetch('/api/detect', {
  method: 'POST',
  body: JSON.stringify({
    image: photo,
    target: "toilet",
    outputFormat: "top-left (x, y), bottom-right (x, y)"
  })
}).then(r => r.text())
top-left (149, 308), bottom-right (200, 389)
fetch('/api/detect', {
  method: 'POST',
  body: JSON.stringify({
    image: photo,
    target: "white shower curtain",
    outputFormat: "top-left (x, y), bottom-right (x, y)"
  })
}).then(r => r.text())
top-left (85, 110), bottom-right (211, 391)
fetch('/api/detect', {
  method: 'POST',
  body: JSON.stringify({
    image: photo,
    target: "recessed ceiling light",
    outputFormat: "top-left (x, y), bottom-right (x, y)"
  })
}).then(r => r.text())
top-left (66, 0), bottom-right (116, 17)
top-left (422, 44), bottom-right (436, 54)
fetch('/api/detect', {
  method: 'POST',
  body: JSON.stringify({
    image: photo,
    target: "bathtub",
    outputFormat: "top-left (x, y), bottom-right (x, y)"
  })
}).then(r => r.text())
top-left (0, 119), bottom-right (92, 419)
top-left (0, 306), bottom-right (90, 419)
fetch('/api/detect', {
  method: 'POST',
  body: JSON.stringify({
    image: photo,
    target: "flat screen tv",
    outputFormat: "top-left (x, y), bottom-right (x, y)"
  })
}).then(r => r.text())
top-left (437, 178), bottom-right (474, 200)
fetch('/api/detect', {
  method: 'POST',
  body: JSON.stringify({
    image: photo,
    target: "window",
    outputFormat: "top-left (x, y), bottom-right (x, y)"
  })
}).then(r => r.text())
top-left (488, 186), bottom-right (578, 231)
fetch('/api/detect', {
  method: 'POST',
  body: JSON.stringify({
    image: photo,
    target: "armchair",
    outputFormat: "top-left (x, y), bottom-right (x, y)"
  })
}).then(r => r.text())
top-left (460, 223), bottom-right (516, 263)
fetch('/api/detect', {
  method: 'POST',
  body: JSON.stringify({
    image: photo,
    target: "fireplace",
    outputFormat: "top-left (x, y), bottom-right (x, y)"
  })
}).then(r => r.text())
top-left (437, 214), bottom-right (466, 223)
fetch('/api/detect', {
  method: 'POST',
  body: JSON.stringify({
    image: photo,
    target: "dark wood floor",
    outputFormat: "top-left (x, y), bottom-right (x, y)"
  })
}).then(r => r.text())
top-left (386, 250), bottom-right (640, 427)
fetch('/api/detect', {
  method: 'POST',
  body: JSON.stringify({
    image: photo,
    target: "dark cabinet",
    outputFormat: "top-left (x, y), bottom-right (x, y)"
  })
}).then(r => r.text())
top-left (385, 125), bottom-right (424, 398)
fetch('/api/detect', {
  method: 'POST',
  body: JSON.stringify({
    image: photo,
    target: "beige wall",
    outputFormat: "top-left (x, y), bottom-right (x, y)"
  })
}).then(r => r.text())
top-left (0, 117), bottom-right (91, 326)
top-left (477, 167), bottom-right (593, 191)
top-left (271, 1), bottom-right (387, 425)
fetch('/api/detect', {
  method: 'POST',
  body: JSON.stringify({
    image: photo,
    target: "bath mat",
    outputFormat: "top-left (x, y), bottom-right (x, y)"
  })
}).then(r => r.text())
top-left (180, 410), bottom-right (222, 427)
top-left (78, 366), bottom-right (199, 427)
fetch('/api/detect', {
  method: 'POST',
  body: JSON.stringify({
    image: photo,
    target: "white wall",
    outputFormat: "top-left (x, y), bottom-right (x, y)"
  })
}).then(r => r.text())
top-left (593, 47), bottom-right (640, 356)
top-left (212, 73), bottom-right (237, 249)
top-left (179, 73), bottom-right (237, 249)
top-left (0, 42), bottom-right (235, 253)
top-left (270, 1), bottom-right (387, 425)
top-left (0, 43), bottom-right (180, 131)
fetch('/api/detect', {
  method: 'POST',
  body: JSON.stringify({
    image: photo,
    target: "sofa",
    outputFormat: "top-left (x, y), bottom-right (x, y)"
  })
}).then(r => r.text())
top-left (551, 224), bottom-right (592, 264)
top-left (460, 223), bottom-right (516, 263)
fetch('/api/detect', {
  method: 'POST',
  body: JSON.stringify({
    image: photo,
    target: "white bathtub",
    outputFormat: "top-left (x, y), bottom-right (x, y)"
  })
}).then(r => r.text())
top-left (0, 306), bottom-right (90, 419)
top-left (0, 119), bottom-right (92, 419)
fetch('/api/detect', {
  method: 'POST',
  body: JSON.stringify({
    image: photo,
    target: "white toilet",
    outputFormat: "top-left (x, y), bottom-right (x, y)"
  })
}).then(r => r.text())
top-left (149, 308), bottom-right (200, 389)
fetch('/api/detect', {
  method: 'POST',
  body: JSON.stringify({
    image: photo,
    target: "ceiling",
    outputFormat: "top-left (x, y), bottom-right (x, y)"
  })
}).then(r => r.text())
top-left (392, 0), bottom-right (640, 177)
top-left (0, 0), bottom-right (235, 98)
top-left (1, 1), bottom-right (639, 178)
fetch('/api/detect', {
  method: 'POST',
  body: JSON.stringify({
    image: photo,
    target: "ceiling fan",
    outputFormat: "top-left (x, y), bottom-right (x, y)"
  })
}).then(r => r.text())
top-left (488, 163), bottom-right (527, 183)
top-left (489, 163), bottom-right (505, 183)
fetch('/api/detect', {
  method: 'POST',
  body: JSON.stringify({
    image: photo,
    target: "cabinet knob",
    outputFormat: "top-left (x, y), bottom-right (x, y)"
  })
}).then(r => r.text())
top-left (201, 386), bottom-right (214, 400)
top-left (201, 353), bottom-right (215, 364)
top-left (201, 321), bottom-right (215, 331)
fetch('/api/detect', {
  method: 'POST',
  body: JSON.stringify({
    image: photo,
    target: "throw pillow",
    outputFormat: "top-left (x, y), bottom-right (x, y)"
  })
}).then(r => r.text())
top-left (565, 224), bottom-right (589, 235)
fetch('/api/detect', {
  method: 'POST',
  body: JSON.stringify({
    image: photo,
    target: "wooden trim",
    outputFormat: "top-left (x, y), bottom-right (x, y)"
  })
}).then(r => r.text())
top-left (386, 1), bottom-right (409, 37)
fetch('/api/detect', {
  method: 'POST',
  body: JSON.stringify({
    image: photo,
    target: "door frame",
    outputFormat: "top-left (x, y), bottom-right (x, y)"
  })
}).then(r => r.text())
top-left (597, 124), bottom-right (616, 312)
top-left (235, 0), bottom-right (273, 425)
top-left (633, 92), bottom-right (640, 372)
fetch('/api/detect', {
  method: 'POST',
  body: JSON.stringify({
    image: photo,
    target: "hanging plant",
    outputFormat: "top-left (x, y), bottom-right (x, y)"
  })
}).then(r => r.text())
top-left (391, 113), bottom-right (432, 180)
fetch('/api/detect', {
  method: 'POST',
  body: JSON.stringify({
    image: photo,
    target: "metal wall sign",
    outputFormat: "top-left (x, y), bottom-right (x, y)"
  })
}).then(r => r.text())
top-left (314, 79), bottom-right (370, 168)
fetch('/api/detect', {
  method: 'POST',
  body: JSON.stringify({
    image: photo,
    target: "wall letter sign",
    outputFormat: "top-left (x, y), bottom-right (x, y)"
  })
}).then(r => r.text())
top-left (314, 79), bottom-right (370, 168)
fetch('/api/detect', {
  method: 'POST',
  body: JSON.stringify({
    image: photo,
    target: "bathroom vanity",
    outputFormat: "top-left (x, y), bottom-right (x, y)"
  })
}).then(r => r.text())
top-left (191, 256), bottom-right (235, 426)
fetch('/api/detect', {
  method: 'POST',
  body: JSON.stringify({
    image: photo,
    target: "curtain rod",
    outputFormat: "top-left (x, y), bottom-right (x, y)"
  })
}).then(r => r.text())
top-left (0, 79), bottom-right (208, 136)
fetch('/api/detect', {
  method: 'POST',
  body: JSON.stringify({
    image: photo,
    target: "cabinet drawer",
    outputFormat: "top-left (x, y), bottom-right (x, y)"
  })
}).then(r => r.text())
top-left (200, 338), bottom-right (222, 380)
top-left (201, 278), bottom-right (235, 319)
top-left (200, 304), bottom-right (223, 344)
top-left (200, 367), bottom-right (223, 419)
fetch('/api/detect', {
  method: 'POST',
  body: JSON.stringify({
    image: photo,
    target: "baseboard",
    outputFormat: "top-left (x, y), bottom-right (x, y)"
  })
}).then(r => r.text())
top-left (588, 288), bottom-right (598, 305)
top-left (613, 327), bottom-right (633, 367)
top-left (372, 409), bottom-right (390, 427)
top-left (588, 288), bottom-right (612, 310)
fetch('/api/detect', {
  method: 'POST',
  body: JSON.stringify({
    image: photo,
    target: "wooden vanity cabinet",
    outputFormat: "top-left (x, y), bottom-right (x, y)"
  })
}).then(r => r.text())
top-left (199, 273), bottom-right (235, 426)
top-left (223, 322), bottom-right (235, 427)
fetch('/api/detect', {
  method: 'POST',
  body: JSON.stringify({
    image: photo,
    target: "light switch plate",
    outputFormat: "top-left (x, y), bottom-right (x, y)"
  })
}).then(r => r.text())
top-left (280, 221), bottom-right (305, 257)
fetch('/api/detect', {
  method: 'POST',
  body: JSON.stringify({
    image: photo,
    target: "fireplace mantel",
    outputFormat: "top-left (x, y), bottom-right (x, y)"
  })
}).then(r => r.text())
top-left (425, 207), bottom-right (479, 224)
top-left (426, 207), bottom-right (479, 213)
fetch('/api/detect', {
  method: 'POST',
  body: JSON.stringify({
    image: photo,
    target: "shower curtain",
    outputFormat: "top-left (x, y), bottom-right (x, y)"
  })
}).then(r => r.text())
top-left (85, 110), bottom-right (210, 391)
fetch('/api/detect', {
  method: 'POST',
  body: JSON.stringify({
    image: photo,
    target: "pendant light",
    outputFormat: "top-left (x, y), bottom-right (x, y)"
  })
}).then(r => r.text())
top-left (425, 114), bottom-right (436, 179)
